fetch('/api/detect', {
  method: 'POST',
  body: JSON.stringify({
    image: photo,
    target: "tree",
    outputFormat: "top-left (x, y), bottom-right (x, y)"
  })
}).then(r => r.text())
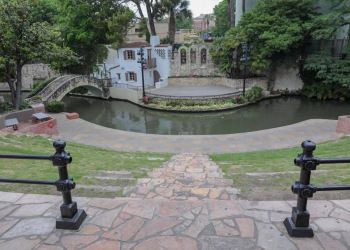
top-left (163, 0), bottom-right (192, 45)
top-left (212, 0), bottom-right (231, 36)
top-left (211, 0), bottom-right (318, 87)
top-left (56, 0), bottom-right (134, 74)
top-left (144, 0), bottom-right (165, 36)
top-left (176, 18), bottom-right (193, 30)
top-left (301, 0), bottom-right (350, 99)
top-left (0, 0), bottom-right (76, 109)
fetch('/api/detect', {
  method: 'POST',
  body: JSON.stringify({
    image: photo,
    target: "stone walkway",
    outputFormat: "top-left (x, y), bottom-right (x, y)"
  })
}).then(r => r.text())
top-left (1, 191), bottom-right (350, 249)
top-left (52, 113), bottom-right (340, 154)
top-left (123, 154), bottom-right (239, 200)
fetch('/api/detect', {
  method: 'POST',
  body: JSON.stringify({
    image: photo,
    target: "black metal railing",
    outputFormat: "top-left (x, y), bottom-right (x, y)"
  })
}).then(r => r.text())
top-left (284, 140), bottom-right (350, 238)
top-left (0, 140), bottom-right (86, 230)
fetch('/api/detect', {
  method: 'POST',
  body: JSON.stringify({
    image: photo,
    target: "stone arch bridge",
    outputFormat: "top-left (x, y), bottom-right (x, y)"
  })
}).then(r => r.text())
top-left (32, 75), bottom-right (111, 103)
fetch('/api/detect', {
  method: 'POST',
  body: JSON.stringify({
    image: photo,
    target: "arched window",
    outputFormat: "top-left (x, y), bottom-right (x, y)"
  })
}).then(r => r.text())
top-left (190, 48), bottom-right (196, 64)
top-left (201, 48), bottom-right (207, 64)
top-left (181, 49), bottom-right (187, 64)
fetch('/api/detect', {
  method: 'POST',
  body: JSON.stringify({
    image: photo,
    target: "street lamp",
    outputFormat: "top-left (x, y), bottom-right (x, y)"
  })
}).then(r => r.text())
top-left (137, 46), bottom-right (146, 97)
top-left (240, 42), bottom-right (250, 95)
top-left (103, 61), bottom-right (107, 78)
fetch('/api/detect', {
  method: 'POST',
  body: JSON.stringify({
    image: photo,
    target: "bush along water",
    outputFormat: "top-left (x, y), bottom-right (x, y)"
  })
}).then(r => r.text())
top-left (27, 77), bottom-right (57, 98)
top-left (47, 101), bottom-right (65, 113)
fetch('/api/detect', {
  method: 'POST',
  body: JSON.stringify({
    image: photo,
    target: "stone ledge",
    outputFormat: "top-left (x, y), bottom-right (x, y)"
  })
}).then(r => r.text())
top-left (66, 113), bottom-right (79, 120)
top-left (336, 115), bottom-right (350, 134)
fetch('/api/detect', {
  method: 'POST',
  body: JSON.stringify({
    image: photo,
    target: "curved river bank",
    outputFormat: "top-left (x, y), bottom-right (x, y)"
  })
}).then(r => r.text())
top-left (61, 95), bottom-right (350, 135)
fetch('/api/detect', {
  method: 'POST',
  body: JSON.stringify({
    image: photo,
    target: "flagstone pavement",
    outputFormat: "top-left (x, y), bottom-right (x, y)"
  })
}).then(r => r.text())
top-left (51, 113), bottom-right (340, 154)
top-left (1, 191), bottom-right (350, 250)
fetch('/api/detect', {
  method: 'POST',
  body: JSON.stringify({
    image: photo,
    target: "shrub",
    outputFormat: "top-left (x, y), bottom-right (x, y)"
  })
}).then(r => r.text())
top-left (19, 100), bottom-right (30, 110)
top-left (245, 86), bottom-right (263, 102)
top-left (28, 77), bottom-right (57, 98)
top-left (33, 82), bottom-right (41, 89)
top-left (70, 86), bottom-right (89, 95)
top-left (47, 101), bottom-right (65, 113)
top-left (30, 96), bottom-right (42, 103)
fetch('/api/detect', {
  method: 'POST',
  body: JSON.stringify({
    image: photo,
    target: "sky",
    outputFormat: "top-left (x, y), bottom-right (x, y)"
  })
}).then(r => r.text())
top-left (134, 0), bottom-right (222, 19)
top-left (189, 0), bottom-right (222, 17)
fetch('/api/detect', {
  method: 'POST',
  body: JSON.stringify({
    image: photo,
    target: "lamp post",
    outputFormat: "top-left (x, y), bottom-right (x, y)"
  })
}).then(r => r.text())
top-left (103, 61), bottom-right (107, 78)
top-left (240, 42), bottom-right (250, 95)
top-left (137, 46), bottom-right (146, 97)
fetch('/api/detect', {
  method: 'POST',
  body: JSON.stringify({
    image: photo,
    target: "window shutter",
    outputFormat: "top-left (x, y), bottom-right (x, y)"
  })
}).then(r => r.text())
top-left (124, 51), bottom-right (127, 60)
top-left (132, 51), bottom-right (135, 60)
top-left (125, 73), bottom-right (128, 81)
top-left (134, 73), bottom-right (137, 82)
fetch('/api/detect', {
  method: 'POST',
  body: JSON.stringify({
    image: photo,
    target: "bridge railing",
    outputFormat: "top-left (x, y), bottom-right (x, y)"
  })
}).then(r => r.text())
top-left (284, 140), bottom-right (350, 238)
top-left (0, 140), bottom-right (86, 230)
top-left (112, 83), bottom-right (152, 91)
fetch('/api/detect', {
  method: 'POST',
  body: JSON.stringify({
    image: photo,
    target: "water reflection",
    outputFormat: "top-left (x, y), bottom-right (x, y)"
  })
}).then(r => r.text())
top-left (62, 95), bottom-right (350, 135)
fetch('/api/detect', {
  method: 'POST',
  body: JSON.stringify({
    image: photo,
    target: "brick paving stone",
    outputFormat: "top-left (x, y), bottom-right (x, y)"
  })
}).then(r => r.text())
top-left (77, 224), bottom-right (100, 235)
top-left (241, 201), bottom-right (291, 213)
top-left (2, 218), bottom-right (55, 238)
top-left (236, 218), bottom-right (255, 238)
top-left (315, 233), bottom-right (348, 250)
top-left (199, 235), bottom-right (255, 250)
top-left (314, 218), bottom-right (350, 232)
top-left (11, 203), bottom-right (53, 217)
top-left (88, 207), bottom-right (123, 228)
top-left (122, 200), bottom-right (156, 219)
top-left (0, 191), bottom-right (23, 203)
top-left (121, 242), bottom-right (137, 250)
top-left (190, 188), bottom-right (209, 197)
top-left (15, 194), bottom-right (61, 204)
top-left (61, 235), bottom-right (99, 250)
top-left (0, 237), bottom-right (40, 250)
top-left (134, 236), bottom-right (198, 250)
top-left (182, 211), bottom-right (210, 238)
top-left (159, 201), bottom-right (202, 216)
top-left (210, 201), bottom-right (243, 219)
top-left (256, 222), bottom-right (297, 250)
top-left (0, 206), bottom-right (18, 220)
top-left (0, 219), bottom-right (19, 236)
top-left (212, 220), bottom-right (239, 236)
top-left (223, 219), bottom-right (235, 227)
top-left (155, 187), bottom-right (173, 198)
top-left (119, 212), bottom-right (132, 220)
top-left (87, 198), bottom-right (127, 210)
top-left (102, 217), bottom-right (145, 241)
top-left (83, 239), bottom-right (121, 250)
top-left (134, 217), bottom-right (182, 240)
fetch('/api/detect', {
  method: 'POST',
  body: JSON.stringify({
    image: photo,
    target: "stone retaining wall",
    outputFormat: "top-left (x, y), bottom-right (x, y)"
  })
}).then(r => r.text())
top-left (168, 77), bottom-right (268, 90)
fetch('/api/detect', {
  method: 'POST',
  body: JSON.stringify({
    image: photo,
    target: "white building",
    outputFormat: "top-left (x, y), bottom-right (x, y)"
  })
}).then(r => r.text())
top-left (97, 36), bottom-right (172, 89)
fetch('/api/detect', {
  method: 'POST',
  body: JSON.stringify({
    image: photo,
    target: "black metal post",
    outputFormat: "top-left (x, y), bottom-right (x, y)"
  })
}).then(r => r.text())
top-left (52, 140), bottom-right (86, 230)
top-left (284, 140), bottom-right (316, 237)
top-left (140, 46), bottom-right (146, 98)
top-left (241, 42), bottom-right (249, 95)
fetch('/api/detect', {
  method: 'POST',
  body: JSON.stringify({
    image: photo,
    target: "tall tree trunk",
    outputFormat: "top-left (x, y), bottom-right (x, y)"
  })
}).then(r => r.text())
top-left (135, 1), bottom-right (145, 18)
top-left (168, 11), bottom-right (176, 45)
top-left (242, 0), bottom-right (245, 13)
top-left (230, 0), bottom-right (235, 27)
top-left (145, 0), bottom-right (156, 36)
top-left (267, 63), bottom-right (276, 91)
top-left (5, 60), bottom-right (16, 107)
top-left (15, 60), bottom-right (22, 110)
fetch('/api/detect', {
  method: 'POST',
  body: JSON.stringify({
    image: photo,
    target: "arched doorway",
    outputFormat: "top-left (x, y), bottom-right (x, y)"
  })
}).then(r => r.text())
top-left (153, 70), bottom-right (160, 84)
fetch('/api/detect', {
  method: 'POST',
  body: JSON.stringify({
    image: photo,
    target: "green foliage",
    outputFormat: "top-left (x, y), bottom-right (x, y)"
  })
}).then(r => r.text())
top-left (160, 37), bottom-right (171, 44)
top-left (211, 0), bottom-right (231, 36)
top-left (47, 101), bottom-right (65, 113)
top-left (27, 78), bottom-right (57, 98)
top-left (210, 39), bottom-right (238, 78)
top-left (70, 86), bottom-right (89, 95)
top-left (108, 10), bottom-right (135, 50)
top-left (245, 86), bottom-right (263, 102)
top-left (19, 100), bottom-right (30, 110)
top-left (176, 18), bottom-right (193, 30)
top-left (33, 82), bottom-right (41, 90)
top-left (30, 96), bottom-right (43, 103)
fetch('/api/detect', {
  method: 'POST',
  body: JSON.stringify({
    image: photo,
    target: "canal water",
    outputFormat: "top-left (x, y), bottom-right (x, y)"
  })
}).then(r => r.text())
top-left (61, 95), bottom-right (350, 135)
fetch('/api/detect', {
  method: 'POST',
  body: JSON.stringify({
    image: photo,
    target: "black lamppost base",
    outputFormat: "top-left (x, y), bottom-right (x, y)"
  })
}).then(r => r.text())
top-left (283, 217), bottom-right (314, 238)
top-left (56, 209), bottom-right (87, 230)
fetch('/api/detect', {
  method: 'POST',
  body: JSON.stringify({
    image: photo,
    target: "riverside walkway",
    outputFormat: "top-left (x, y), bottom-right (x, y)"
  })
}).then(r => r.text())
top-left (52, 113), bottom-right (340, 154)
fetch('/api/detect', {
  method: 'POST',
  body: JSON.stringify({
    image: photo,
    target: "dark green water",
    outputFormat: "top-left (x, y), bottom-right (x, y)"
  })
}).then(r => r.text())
top-left (61, 95), bottom-right (350, 135)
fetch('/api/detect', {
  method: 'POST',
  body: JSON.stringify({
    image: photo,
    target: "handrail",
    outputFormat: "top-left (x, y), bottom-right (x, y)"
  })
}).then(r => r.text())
top-left (284, 140), bottom-right (350, 238)
top-left (0, 140), bottom-right (86, 230)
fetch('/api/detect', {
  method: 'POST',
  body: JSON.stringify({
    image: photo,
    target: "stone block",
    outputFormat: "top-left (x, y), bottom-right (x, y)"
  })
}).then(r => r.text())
top-left (66, 113), bottom-right (79, 120)
top-left (336, 115), bottom-right (350, 134)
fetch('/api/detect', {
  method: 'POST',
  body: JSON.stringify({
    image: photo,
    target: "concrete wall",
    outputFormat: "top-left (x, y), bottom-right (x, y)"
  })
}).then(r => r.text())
top-left (110, 87), bottom-right (143, 104)
top-left (168, 77), bottom-right (268, 90)
top-left (274, 66), bottom-right (304, 91)
top-left (0, 109), bottom-right (35, 129)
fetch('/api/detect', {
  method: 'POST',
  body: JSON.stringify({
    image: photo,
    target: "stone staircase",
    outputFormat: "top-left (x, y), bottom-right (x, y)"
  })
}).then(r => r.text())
top-left (123, 154), bottom-right (240, 200)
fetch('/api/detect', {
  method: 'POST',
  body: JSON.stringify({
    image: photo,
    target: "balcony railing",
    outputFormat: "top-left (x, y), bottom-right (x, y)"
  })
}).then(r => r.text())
top-left (144, 58), bottom-right (157, 69)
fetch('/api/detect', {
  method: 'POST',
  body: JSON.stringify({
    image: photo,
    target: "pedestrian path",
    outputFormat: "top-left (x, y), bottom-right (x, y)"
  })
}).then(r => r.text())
top-left (123, 154), bottom-right (239, 200)
top-left (52, 113), bottom-right (340, 154)
top-left (0, 192), bottom-right (350, 250)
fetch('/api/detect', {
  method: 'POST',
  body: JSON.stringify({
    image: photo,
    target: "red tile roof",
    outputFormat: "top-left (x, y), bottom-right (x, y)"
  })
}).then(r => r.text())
top-left (155, 44), bottom-right (171, 47)
top-left (121, 42), bottom-right (151, 48)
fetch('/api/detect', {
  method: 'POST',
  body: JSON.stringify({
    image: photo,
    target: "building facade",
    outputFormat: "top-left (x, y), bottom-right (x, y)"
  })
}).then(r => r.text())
top-left (126, 23), bottom-right (169, 43)
top-left (97, 37), bottom-right (172, 88)
top-left (192, 14), bottom-right (215, 32)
